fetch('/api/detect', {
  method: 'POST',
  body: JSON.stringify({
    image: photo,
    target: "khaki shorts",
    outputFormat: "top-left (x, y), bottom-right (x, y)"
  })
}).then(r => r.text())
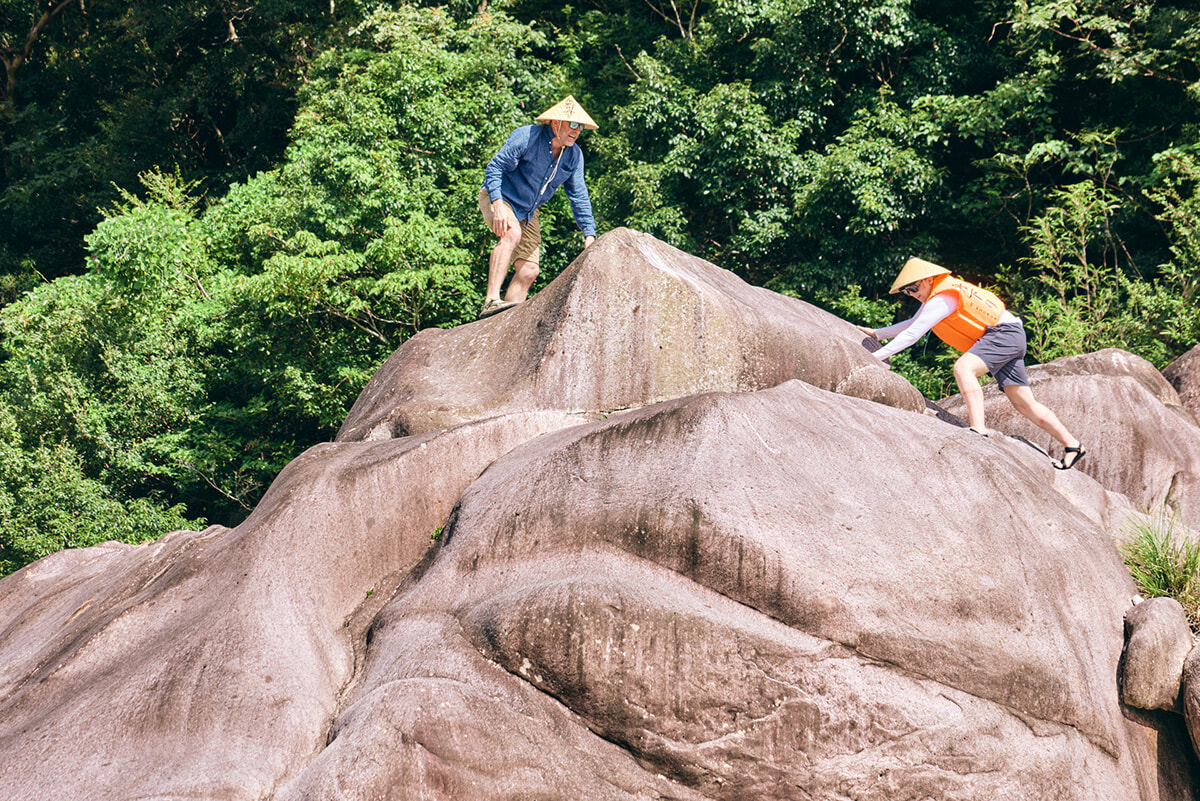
top-left (479, 187), bottom-right (540, 265)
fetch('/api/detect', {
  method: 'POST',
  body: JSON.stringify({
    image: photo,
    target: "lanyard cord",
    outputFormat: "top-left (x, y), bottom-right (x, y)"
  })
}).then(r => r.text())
top-left (516, 147), bottom-right (564, 236)
top-left (539, 149), bottom-right (564, 199)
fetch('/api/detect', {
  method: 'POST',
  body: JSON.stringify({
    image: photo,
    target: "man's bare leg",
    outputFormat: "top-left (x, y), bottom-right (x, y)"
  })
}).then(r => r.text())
top-left (487, 230), bottom-right (521, 301)
top-left (504, 258), bottom-right (540, 302)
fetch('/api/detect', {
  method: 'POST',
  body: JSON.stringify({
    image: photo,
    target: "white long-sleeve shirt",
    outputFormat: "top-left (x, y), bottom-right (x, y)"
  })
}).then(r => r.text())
top-left (874, 294), bottom-right (1018, 361)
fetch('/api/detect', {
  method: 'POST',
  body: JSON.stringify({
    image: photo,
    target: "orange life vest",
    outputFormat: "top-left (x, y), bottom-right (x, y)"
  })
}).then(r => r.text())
top-left (928, 275), bottom-right (1006, 352)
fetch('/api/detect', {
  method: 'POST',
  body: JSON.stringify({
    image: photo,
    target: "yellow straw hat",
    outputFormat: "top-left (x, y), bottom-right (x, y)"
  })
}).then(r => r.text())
top-left (535, 95), bottom-right (598, 130)
top-left (889, 257), bottom-right (950, 294)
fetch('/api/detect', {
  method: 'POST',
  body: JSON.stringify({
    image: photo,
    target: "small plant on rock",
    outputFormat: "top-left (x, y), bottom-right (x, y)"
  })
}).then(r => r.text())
top-left (1119, 510), bottom-right (1200, 632)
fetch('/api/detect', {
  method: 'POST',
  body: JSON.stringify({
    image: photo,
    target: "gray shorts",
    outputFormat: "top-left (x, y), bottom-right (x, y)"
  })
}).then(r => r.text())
top-left (968, 322), bottom-right (1029, 388)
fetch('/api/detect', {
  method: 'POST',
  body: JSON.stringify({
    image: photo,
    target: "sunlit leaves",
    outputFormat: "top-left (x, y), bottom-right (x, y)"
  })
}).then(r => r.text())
top-left (997, 181), bottom-right (1164, 363)
top-left (0, 8), bottom-right (566, 575)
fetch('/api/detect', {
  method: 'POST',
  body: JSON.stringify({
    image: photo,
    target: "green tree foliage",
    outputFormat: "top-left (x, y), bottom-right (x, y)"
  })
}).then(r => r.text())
top-left (1143, 148), bottom-right (1200, 355)
top-left (0, 181), bottom-right (207, 572)
top-left (0, 410), bottom-right (198, 576)
top-left (998, 181), bottom-right (1148, 363)
top-left (589, 0), bottom-right (964, 294)
top-left (0, 7), bottom-right (567, 572)
top-left (1, 0), bottom-right (368, 282)
top-left (575, 0), bottom-right (1199, 378)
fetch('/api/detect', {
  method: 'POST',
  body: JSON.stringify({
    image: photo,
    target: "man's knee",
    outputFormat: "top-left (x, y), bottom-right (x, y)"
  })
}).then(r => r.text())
top-left (501, 225), bottom-right (524, 247)
top-left (513, 259), bottom-right (539, 281)
top-left (490, 231), bottom-right (522, 264)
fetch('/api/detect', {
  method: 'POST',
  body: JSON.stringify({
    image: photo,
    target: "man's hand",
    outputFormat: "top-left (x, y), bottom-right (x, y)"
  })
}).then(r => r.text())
top-left (855, 325), bottom-right (877, 339)
top-left (490, 201), bottom-right (514, 237)
top-left (583, 235), bottom-right (595, 248)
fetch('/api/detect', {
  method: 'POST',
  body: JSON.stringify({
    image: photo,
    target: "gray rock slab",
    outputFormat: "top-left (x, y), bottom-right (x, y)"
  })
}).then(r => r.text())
top-left (2, 236), bottom-right (1197, 800)
top-left (336, 227), bottom-right (923, 441)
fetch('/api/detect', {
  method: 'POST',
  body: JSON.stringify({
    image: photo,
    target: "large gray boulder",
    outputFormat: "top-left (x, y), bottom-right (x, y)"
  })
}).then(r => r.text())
top-left (284, 381), bottom-right (1189, 799)
top-left (337, 227), bottom-right (923, 441)
top-left (0, 233), bottom-right (1195, 799)
top-left (1166, 344), bottom-right (1200, 422)
top-left (1124, 597), bottom-right (1194, 712)
top-left (941, 348), bottom-right (1200, 530)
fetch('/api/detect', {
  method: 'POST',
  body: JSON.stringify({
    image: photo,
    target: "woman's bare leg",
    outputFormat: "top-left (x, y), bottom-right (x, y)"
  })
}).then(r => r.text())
top-left (1002, 384), bottom-right (1079, 448)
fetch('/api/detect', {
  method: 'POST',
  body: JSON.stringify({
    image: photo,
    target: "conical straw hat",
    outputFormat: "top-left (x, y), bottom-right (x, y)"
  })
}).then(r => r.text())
top-left (889, 257), bottom-right (950, 294)
top-left (535, 95), bottom-right (598, 130)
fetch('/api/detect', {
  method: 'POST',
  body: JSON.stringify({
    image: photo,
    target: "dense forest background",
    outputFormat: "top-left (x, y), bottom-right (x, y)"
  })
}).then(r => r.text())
top-left (2, 0), bottom-right (1198, 574)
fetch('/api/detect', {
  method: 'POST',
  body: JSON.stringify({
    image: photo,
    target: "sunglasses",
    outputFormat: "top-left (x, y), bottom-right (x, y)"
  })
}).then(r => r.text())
top-left (566, 121), bottom-right (584, 131)
top-left (900, 282), bottom-right (921, 296)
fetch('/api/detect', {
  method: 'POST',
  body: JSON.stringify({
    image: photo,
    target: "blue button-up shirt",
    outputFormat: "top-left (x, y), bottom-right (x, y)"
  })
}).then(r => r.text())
top-left (482, 124), bottom-right (596, 238)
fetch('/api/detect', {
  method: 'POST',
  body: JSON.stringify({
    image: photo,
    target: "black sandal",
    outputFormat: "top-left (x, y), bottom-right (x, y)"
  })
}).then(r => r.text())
top-left (1055, 445), bottom-right (1086, 471)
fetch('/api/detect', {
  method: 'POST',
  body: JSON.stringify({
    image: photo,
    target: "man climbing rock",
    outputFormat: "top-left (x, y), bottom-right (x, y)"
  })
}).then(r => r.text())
top-left (478, 95), bottom-right (598, 319)
top-left (857, 257), bottom-right (1086, 470)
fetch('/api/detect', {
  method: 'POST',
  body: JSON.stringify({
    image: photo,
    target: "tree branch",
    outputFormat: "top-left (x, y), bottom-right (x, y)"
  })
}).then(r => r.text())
top-left (2, 0), bottom-right (77, 112)
top-left (615, 44), bottom-right (641, 80)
